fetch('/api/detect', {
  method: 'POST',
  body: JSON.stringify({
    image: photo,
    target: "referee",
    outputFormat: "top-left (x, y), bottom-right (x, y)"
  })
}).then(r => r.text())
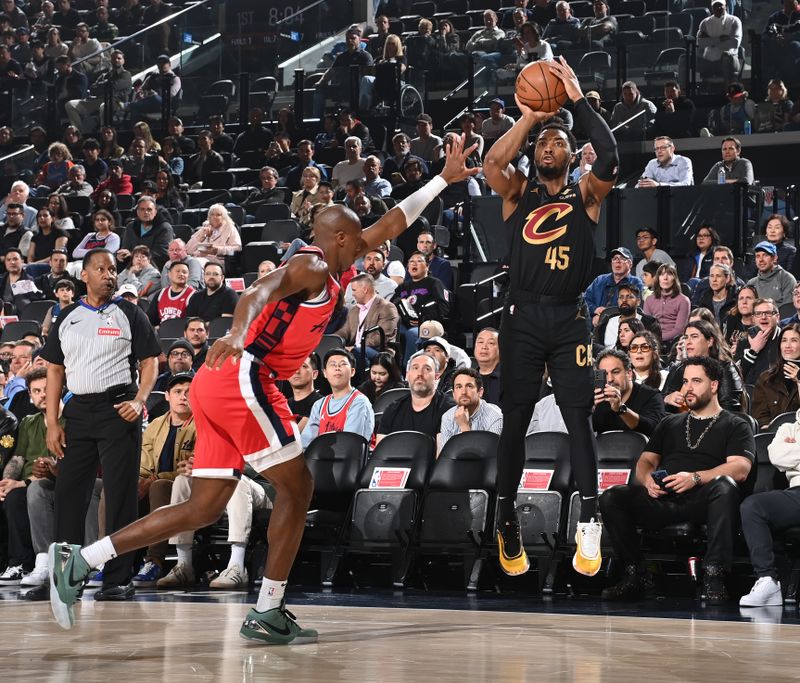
top-left (42, 248), bottom-right (161, 599)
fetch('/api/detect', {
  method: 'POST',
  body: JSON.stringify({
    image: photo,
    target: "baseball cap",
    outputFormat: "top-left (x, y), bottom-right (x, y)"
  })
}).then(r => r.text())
top-left (167, 339), bottom-right (194, 356)
top-left (421, 336), bottom-right (450, 357)
top-left (418, 320), bottom-right (445, 340)
top-left (166, 371), bottom-right (194, 390)
top-left (610, 246), bottom-right (633, 260)
top-left (156, 54), bottom-right (170, 64)
top-left (585, 90), bottom-right (601, 101)
top-left (115, 283), bottom-right (138, 298)
top-left (16, 26), bottom-right (29, 35)
top-left (754, 240), bottom-right (777, 256)
top-left (711, 0), bottom-right (724, 6)
top-left (417, 113), bottom-right (433, 124)
top-left (489, 98), bottom-right (505, 108)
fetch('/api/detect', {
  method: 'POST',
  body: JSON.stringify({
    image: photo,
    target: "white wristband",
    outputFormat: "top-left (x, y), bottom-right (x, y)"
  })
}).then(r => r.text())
top-left (396, 175), bottom-right (448, 226)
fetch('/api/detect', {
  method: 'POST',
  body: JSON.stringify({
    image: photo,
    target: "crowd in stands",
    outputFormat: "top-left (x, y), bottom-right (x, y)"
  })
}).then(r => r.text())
top-left (2, 0), bottom-right (800, 606)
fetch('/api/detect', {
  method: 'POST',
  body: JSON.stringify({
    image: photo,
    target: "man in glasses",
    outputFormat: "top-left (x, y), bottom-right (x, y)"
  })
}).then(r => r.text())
top-left (592, 348), bottom-right (665, 436)
top-left (154, 339), bottom-right (195, 391)
top-left (747, 240), bottom-right (796, 308)
top-left (735, 296), bottom-right (783, 385)
top-left (636, 136), bottom-right (693, 187)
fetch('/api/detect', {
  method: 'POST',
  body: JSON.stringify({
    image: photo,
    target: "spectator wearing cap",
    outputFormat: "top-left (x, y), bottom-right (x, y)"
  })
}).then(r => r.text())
top-left (421, 336), bottom-right (462, 393)
top-left (481, 98), bottom-right (515, 141)
top-left (12, 27), bottom-right (31, 64)
top-left (634, 227), bottom-right (675, 279)
top-left (115, 283), bottom-right (139, 304)
top-left (697, 0), bottom-right (742, 85)
top-left (585, 247), bottom-right (645, 324)
top-left (747, 241), bottom-right (797, 308)
top-left (300, 349), bottom-right (374, 449)
top-left (610, 81), bottom-right (656, 141)
top-left (701, 136), bottom-right (754, 185)
top-left (410, 114), bottom-right (443, 163)
top-left (440, 367), bottom-right (503, 447)
top-left (636, 136), bottom-right (693, 187)
top-left (42, 278), bottom-right (76, 337)
top-left (334, 272), bottom-right (398, 368)
top-left (712, 82), bottom-right (757, 136)
top-left (154, 340), bottom-right (196, 392)
top-left (653, 81), bottom-right (696, 140)
top-left (127, 54), bottom-right (181, 121)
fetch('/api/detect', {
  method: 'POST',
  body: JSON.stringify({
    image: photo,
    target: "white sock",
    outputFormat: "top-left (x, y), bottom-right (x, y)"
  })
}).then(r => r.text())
top-left (228, 543), bottom-right (246, 570)
top-left (256, 577), bottom-right (286, 612)
top-left (80, 536), bottom-right (117, 569)
top-left (176, 544), bottom-right (193, 569)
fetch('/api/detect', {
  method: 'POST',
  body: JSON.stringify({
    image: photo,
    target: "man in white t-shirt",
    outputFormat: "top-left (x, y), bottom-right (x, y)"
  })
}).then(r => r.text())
top-left (331, 136), bottom-right (365, 188)
top-left (410, 114), bottom-right (443, 163)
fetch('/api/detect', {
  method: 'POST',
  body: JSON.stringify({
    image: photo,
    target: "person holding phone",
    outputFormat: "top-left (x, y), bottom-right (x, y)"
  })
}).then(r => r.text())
top-left (592, 348), bottom-right (666, 436)
top-left (751, 323), bottom-right (800, 428)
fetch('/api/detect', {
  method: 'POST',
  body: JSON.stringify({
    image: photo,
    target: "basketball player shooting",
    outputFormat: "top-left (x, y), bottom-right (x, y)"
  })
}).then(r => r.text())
top-left (483, 57), bottom-right (618, 578)
top-left (47, 136), bottom-right (479, 642)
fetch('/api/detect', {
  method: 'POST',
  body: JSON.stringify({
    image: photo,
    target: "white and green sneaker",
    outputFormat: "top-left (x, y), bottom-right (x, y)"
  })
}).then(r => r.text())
top-left (49, 542), bottom-right (90, 630)
top-left (239, 602), bottom-right (318, 645)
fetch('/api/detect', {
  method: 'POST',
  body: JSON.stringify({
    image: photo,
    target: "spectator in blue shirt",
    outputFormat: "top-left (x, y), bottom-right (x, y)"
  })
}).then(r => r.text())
top-left (585, 247), bottom-right (645, 326)
top-left (636, 136), bottom-right (694, 187)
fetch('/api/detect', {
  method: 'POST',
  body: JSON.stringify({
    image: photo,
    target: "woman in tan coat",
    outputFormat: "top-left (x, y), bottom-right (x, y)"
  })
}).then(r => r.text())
top-left (752, 323), bottom-right (800, 429)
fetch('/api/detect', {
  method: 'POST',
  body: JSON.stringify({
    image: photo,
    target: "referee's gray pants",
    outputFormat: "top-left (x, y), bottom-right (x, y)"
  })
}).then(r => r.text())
top-left (55, 387), bottom-right (141, 587)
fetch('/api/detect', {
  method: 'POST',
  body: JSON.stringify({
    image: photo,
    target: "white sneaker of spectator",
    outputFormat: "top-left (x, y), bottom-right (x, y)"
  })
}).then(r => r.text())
top-left (209, 565), bottom-right (248, 589)
top-left (0, 564), bottom-right (25, 585)
top-left (739, 576), bottom-right (783, 607)
top-left (20, 553), bottom-right (49, 587)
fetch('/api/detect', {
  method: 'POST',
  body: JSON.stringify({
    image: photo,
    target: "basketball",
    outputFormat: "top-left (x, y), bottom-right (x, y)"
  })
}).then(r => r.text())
top-left (515, 61), bottom-right (568, 113)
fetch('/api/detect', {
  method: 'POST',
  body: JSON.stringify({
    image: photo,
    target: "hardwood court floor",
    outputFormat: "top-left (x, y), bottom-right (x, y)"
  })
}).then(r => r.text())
top-left (1, 590), bottom-right (799, 683)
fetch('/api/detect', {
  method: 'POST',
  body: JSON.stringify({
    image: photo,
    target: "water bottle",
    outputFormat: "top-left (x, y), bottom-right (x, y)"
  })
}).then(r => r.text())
top-left (744, 119), bottom-right (752, 135)
top-left (717, 166), bottom-right (726, 185)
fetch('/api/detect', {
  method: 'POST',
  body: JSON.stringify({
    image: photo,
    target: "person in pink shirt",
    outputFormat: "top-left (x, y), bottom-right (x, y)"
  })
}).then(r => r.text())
top-left (644, 263), bottom-right (691, 348)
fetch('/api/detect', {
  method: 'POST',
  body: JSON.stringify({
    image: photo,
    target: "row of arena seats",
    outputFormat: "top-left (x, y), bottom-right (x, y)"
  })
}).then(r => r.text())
top-left (196, 427), bottom-right (800, 595)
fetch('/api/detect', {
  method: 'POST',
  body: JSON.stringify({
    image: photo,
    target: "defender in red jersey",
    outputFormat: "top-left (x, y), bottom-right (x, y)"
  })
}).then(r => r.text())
top-left (48, 136), bottom-right (479, 644)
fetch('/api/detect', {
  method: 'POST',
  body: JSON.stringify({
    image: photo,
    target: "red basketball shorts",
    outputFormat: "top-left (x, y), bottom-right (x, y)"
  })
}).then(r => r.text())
top-left (189, 353), bottom-right (302, 479)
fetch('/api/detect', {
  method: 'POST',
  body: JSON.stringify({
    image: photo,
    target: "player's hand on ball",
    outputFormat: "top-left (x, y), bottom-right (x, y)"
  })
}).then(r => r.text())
top-left (513, 93), bottom-right (558, 122)
top-left (546, 57), bottom-right (582, 102)
top-left (206, 334), bottom-right (244, 369)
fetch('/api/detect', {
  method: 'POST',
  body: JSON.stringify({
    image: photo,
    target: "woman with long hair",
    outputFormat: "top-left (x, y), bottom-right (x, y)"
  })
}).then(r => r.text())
top-left (28, 207), bottom-right (69, 263)
top-left (99, 126), bottom-right (124, 159)
top-left (73, 209), bottom-right (120, 259)
top-left (696, 263), bottom-right (738, 326)
top-left (763, 214), bottom-right (796, 272)
top-left (643, 263), bottom-right (691, 347)
top-left (357, 352), bottom-right (404, 404)
top-left (662, 319), bottom-right (743, 412)
top-left (681, 225), bottom-right (721, 281)
top-left (275, 108), bottom-right (300, 146)
top-left (62, 125), bottom-right (83, 159)
top-left (154, 169), bottom-right (184, 211)
top-left (751, 323), bottom-right (800, 428)
top-left (616, 318), bottom-right (645, 353)
top-left (44, 27), bottom-right (69, 61)
top-left (723, 284), bottom-right (758, 347)
top-left (159, 136), bottom-right (185, 177)
top-left (133, 121), bottom-right (161, 152)
top-left (185, 203), bottom-right (242, 260)
top-left (34, 142), bottom-right (74, 193)
top-left (46, 193), bottom-right (75, 231)
top-left (628, 330), bottom-right (667, 390)
top-left (358, 34), bottom-right (407, 111)
top-left (94, 188), bottom-right (122, 226)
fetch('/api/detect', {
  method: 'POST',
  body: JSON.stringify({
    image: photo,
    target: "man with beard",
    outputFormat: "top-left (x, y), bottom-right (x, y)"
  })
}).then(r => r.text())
top-left (375, 351), bottom-right (455, 447)
top-left (183, 317), bottom-right (209, 370)
top-left (439, 367), bottom-right (503, 447)
top-left (599, 356), bottom-right (754, 604)
top-left (594, 284), bottom-right (661, 348)
top-left (345, 249), bottom-right (397, 305)
top-left (483, 57), bottom-right (618, 578)
top-left (185, 262), bottom-right (238, 322)
top-left (592, 348), bottom-right (665, 436)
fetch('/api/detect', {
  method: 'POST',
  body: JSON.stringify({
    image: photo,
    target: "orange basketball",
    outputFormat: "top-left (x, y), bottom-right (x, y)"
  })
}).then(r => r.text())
top-left (515, 61), bottom-right (568, 113)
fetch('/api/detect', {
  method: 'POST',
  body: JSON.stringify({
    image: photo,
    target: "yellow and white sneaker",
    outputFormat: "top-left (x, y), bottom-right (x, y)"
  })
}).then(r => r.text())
top-left (497, 520), bottom-right (529, 576)
top-left (573, 518), bottom-right (602, 577)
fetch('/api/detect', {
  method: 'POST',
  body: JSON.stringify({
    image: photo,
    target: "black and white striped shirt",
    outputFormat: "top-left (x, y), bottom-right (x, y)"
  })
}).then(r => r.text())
top-left (41, 297), bottom-right (161, 395)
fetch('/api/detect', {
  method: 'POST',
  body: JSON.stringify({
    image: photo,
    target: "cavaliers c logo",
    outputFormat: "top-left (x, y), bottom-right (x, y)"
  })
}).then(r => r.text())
top-left (522, 203), bottom-right (573, 245)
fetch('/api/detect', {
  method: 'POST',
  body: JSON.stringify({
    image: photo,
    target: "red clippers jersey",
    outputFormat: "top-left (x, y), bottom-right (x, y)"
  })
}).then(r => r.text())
top-left (157, 286), bottom-right (195, 322)
top-left (243, 246), bottom-right (340, 379)
top-left (319, 389), bottom-right (362, 435)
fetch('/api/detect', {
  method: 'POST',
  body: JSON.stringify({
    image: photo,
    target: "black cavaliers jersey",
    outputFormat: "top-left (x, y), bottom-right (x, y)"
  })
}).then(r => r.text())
top-left (507, 179), bottom-right (597, 297)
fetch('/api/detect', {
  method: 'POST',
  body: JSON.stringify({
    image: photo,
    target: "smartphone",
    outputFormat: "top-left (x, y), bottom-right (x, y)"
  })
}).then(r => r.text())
top-left (593, 369), bottom-right (607, 391)
top-left (651, 469), bottom-right (670, 491)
